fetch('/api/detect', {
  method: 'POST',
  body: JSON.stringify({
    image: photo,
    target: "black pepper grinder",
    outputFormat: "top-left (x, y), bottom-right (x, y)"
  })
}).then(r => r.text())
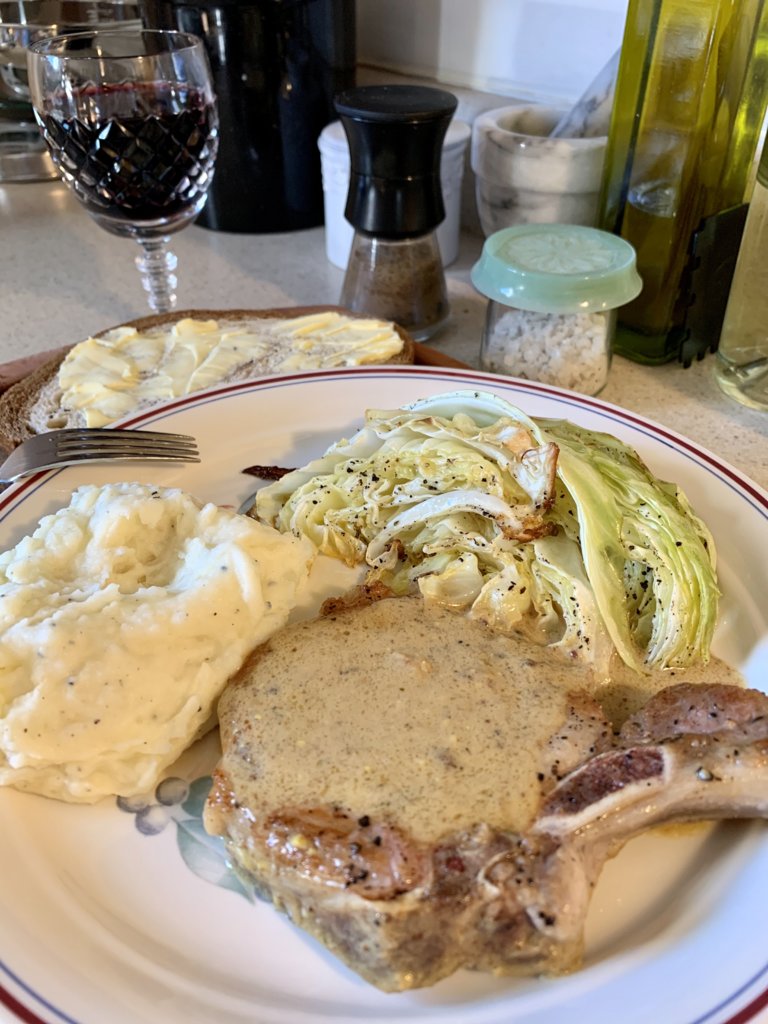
top-left (334, 85), bottom-right (458, 340)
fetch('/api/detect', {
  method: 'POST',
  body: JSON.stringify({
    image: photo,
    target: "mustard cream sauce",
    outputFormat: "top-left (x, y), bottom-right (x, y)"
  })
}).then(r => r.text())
top-left (220, 598), bottom-right (604, 841)
top-left (217, 597), bottom-right (745, 843)
top-left (598, 650), bottom-right (744, 725)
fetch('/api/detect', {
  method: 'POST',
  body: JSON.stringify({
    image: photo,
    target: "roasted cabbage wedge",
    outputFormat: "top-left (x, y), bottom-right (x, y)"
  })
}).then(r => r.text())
top-left (254, 390), bottom-right (718, 675)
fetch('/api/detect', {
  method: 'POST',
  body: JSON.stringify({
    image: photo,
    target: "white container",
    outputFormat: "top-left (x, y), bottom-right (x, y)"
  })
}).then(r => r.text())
top-left (318, 117), bottom-right (470, 269)
top-left (471, 105), bottom-right (607, 237)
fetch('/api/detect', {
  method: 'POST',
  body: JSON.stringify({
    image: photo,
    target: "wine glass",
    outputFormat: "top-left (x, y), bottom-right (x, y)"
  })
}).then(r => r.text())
top-left (26, 28), bottom-right (218, 312)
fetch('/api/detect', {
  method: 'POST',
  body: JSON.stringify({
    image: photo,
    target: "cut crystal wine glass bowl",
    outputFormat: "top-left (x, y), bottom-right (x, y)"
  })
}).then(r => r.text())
top-left (27, 28), bottom-right (218, 311)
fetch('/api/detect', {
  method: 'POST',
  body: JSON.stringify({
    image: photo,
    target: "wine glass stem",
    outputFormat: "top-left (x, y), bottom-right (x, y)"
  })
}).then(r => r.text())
top-left (134, 237), bottom-right (179, 314)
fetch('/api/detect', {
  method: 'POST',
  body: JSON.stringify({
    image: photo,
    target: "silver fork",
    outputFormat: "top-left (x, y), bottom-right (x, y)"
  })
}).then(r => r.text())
top-left (0, 428), bottom-right (200, 482)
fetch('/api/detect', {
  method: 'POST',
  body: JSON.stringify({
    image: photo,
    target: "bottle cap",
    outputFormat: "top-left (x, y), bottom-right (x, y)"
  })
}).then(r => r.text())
top-left (471, 224), bottom-right (643, 314)
top-left (334, 84), bottom-right (458, 239)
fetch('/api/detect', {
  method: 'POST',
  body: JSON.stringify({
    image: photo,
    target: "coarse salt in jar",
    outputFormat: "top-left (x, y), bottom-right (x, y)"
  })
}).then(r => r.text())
top-left (471, 224), bottom-right (642, 395)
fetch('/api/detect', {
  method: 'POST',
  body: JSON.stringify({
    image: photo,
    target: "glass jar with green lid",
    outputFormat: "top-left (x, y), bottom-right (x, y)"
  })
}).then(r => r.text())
top-left (471, 224), bottom-right (642, 395)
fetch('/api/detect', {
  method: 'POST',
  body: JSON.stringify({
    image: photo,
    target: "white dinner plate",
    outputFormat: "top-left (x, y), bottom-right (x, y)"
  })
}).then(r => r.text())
top-left (0, 366), bottom-right (767, 1024)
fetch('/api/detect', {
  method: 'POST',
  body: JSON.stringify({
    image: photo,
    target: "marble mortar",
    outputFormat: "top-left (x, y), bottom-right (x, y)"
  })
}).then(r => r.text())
top-left (471, 105), bottom-right (607, 236)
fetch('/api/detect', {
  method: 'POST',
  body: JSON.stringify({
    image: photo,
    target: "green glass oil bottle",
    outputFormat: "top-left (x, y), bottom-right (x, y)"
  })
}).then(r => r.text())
top-left (598, 0), bottom-right (768, 364)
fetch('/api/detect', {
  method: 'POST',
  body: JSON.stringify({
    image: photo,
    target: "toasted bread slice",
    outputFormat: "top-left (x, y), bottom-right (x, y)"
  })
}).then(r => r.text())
top-left (0, 306), bottom-right (415, 452)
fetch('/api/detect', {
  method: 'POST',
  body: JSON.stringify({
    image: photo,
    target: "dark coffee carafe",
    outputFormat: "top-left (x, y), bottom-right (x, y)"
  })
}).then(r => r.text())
top-left (143, 0), bottom-right (356, 233)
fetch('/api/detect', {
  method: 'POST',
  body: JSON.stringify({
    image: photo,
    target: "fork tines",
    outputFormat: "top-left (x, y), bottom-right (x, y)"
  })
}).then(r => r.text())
top-left (52, 428), bottom-right (197, 449)
top-left (51, 430), bottom-right (195, 446)
top-left (0, 427), bottom-right (201, 483)
top-left (49, 428), bottom-right (199, 461)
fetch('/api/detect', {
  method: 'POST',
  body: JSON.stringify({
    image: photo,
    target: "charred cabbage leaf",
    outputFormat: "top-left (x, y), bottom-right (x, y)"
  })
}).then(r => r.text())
top-left (254, 390), bottom-right (718, 674)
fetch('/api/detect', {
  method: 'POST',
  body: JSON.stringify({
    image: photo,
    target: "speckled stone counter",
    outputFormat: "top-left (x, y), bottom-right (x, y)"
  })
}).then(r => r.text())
top-left (1, 179), bottom-right (766, 491)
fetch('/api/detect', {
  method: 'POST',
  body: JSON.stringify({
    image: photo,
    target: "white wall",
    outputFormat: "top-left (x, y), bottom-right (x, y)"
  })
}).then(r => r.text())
top-left (356, 0), bottom-right (628, 106)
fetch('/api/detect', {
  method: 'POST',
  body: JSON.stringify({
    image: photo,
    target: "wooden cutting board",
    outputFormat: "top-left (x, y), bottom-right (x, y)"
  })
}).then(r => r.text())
top-left (412, 342), bottom-right (472, 370)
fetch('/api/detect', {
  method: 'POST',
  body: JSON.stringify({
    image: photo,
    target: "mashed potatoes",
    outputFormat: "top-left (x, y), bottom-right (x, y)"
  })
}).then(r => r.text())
top-left (0, 482), bottom-right (314, 803)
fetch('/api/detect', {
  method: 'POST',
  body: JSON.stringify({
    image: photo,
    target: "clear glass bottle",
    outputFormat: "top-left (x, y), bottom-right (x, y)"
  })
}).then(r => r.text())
top-left (471, 224), bottom-right (642, 396)
top-left (335, 84), bottom-right (457, 341)
top-left (597, 0), bottom-right (768, 365)
top-left (714, 136), bottom-right (768, 410)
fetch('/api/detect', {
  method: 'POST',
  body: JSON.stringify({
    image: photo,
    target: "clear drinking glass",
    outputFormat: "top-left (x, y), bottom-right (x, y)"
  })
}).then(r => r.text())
top-left (1, 3), bottom-right (142, 105)
top-left (26, 28), bottom-right (218, 312)
top-left (1, 2), bottom-right (142, 182)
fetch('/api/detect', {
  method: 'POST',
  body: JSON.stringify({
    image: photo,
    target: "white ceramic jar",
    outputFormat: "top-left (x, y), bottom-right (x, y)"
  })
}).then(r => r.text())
top-left (318, 117), bottom-right (470, 269)
top-left (471, 105), bottom-right (607, 236)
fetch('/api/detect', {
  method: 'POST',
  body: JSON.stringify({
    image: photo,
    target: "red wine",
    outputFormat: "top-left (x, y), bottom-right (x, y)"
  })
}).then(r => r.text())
top-left (39, 83), bottom-right (217, 226)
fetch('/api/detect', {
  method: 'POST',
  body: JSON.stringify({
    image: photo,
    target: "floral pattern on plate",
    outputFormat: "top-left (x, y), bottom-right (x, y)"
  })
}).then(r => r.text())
top-left (117, 775), bottom-right (255, 902)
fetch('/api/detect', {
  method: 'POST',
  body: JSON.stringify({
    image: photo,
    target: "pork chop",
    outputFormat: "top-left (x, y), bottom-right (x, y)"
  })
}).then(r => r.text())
top-left (204, 595), bottom-right (768, 991)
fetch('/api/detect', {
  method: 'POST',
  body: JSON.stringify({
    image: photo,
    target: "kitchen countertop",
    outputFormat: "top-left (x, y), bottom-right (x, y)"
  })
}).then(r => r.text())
top-left (1, 179), bottom-right (767, 493)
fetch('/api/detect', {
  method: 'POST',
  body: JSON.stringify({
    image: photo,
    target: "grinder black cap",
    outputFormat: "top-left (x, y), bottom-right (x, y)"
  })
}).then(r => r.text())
top-left (334, 84), bottom-right (458, 239)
